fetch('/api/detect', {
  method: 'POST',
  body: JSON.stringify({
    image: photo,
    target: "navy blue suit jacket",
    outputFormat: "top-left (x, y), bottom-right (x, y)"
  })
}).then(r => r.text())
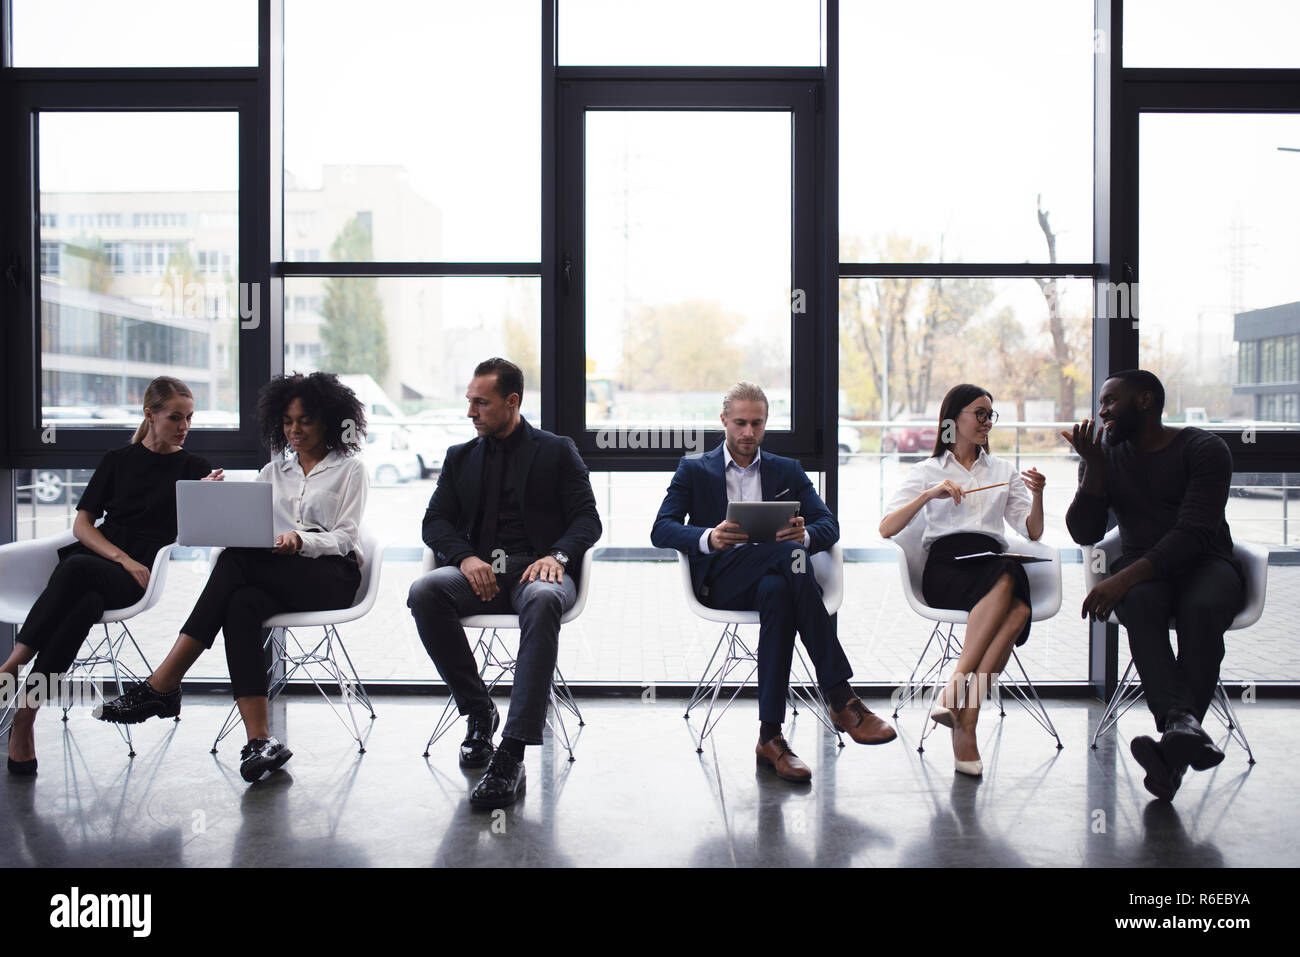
top-left (650, 443), bottom-right (839, 594)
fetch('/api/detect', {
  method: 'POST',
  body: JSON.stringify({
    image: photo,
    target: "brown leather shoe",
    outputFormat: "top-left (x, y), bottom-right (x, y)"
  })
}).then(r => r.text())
top-left (755, 735), bottom-right (812, 783)
top-left (831, 698), bottom-right (898, 745)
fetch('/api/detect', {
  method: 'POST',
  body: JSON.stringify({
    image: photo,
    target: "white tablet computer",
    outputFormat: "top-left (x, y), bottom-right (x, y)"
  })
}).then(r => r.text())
top-left (176, 480), bottom-right (276, 547)
top-left (725, 501), bottom-right (800, 544)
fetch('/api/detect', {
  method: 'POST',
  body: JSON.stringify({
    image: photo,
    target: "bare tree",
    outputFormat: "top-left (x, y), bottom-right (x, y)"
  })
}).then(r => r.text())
top-left (1033, 195), bottom-right (1077, 420)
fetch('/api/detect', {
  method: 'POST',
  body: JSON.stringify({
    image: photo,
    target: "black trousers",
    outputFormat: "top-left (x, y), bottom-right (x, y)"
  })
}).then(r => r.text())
top-left (17, 553), bottom-right (144, 691)
top-left (182, 548), bottom-right (360, 699)
top-left (1113, 555), bottom-right (1245, 731)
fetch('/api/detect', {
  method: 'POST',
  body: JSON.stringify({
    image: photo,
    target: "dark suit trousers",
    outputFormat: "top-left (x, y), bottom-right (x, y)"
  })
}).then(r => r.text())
top-left (17, 554), bottom-right (144, 694)
top-left (700, 542), bottom-right (852, 725)
top-left (181, 548), bottom-right (361, 699)
top-left (407, 553), bottom-right (576, 745)
top-left (1114, 555), bottom-right (1244, 731)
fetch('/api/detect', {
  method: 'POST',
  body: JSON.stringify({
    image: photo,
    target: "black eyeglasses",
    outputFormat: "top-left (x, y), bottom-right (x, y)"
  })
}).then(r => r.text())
top-left (961, 409), bottom-right (999, 425)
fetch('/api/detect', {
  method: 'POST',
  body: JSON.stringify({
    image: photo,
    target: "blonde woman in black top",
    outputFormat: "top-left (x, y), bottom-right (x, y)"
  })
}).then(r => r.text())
top-left (1, 376), bottom-right (220, 774)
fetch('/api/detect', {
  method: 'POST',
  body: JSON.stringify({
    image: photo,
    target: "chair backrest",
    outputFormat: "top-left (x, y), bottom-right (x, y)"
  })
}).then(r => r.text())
top-left (0, 531), bottom-right (76, 624)
top-left (886, 512), bottom-right (1062, 623)
top-left (1085, 526), bottom-right (1268, 631)
top-left (99, 543), bottom-right (177, 624)
top-left (348, 525), bottom-right (385, 613)
top-left (675, 543), bottom-right (844, 622)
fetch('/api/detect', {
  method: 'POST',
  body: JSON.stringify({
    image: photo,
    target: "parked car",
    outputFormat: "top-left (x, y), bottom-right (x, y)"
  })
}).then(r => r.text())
top-left (15, 468), bottom-right (95, 506)
top-left (837, 419), bottom-right (862, 465)
top-left (360, 424), bottom-right (423, 486)
top-left (882, 415), bottom-right (938, 455)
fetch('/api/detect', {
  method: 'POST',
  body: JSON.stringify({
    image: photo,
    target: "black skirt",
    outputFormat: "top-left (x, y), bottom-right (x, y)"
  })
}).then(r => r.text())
top-left (921, 533), bottom-right (1033, 646)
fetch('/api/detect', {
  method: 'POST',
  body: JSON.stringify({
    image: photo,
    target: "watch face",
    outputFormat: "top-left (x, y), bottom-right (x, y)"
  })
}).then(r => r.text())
top-left (553, 551), bottom-right (569, 565)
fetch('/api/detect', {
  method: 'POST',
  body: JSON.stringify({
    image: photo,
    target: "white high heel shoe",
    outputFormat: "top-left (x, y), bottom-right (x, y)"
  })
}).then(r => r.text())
top-left (954, 757), bottom-right (983, 776)
top-left (931, 704), bottom-right (956, 729)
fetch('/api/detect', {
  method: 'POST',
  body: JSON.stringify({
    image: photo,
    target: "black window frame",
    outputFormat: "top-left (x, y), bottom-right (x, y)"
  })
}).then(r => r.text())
top-left (554, 71), bottom-right (828, 470)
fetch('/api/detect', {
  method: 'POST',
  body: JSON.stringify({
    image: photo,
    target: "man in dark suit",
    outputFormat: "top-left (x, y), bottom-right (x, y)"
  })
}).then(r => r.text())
top-left (652, 382), bottom-right (895, 783)
top-left (409, 358), bottom-right (601, 809)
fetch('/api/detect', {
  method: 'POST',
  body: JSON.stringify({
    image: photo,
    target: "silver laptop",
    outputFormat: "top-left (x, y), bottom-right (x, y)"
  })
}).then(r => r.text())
top-left (176, 481), bottom-right (276, 547)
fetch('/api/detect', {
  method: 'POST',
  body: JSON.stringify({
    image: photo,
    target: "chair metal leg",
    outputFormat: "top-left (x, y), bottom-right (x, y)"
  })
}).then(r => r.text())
top-left (996, 647), bottom-right (1063, 750)
top-left (687, 624), bottom-right (760, 752)
top-left (789, 644), bottom-right (845, 747)
top-left (684, 630), bottom-right (730, 718)
top-left (1208, 681), bottom-right (1255, 765)
top-left (423, 628), bottom-right (588, 760)
top-left (893, 621), bottom-right (948, 717)
top-left (1090, 658), bottom-right (1142, 748)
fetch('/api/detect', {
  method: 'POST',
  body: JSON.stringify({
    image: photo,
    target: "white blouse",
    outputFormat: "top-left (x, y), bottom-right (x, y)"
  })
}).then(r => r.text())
top-left (884, 447), bottom-right (1032, 551)
top-left (256, 449), bottom-right (368, 564)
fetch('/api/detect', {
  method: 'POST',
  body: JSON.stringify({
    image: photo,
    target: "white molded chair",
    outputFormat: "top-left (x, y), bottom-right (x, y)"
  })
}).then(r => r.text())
top-left (420, 547), bottom-right (593, 762)
top-left (1084, 527), bottom-right (1265, 763)
top-left (0, 530), bottom-right (176, 756)
top-left (210, 526), bottom-right (385, 754)
top-left (679, 543), bottom-right (847, 752)
top-left (887, 518), bottom-right (1064, 752)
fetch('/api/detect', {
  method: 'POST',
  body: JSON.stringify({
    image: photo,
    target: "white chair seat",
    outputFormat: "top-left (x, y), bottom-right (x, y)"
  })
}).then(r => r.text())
top-left (1084, 527), bottom-right (1264, 762)
top-left (420, 547), bottom-right (594, 762)
top-left (678, 543), bottom-right (846, 751)
top-left (210, 527), bottom-right (386, 754)
top-left (887, 517), bottom-right (1064, 751)
top-left (0, 529), bottom-right (177, 756)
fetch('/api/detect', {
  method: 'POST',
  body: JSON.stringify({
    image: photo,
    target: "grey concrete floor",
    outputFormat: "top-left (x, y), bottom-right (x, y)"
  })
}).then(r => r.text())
top-left (1, 693), bottom-right (1295, 868)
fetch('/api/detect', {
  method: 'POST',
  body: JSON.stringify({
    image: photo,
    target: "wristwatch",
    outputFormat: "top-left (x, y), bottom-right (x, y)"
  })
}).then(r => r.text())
top-left (550, 550), bottom-right (570, 566)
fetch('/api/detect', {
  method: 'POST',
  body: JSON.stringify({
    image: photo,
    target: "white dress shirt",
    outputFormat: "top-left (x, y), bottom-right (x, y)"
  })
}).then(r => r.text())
top-left (884, 447), bottom-right (1032, 551)
top-left (256, 449), bottom-right (368, 565)
top-left (698, 445), bottom-right (810, 552)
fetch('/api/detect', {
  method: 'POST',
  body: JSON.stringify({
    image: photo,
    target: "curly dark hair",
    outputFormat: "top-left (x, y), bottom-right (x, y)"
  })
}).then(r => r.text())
top-left (257, 372), bottom-right (367, 455)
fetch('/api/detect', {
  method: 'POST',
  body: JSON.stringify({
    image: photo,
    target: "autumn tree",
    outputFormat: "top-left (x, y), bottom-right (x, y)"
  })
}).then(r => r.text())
top-left (620, 299), bottom-right (748, 392)
top-left (321, 215), bottom-right (389, 380)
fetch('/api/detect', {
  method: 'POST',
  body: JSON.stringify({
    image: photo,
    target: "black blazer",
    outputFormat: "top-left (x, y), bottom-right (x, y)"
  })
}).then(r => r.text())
top-left (421, 417), bottom-right (602, 584)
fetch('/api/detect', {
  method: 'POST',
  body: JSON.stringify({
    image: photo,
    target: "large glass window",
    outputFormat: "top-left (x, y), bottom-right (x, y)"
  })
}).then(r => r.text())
top-left (558, 0), bottom-right (821, 66)
top-left (283, 0), bottom-right (539, 262)
top-left (13, 0), bottom-right (258, 67)
top-left (584, 111), bottom-right (792, 430)
top-left (1124, 0), bottom-right (1300, 68)
top-left (1139, 112), bottom-right (1300, 431)
top-left (38, 111), bottom-right (240, 428)
top-left (840, 0), bottom-right (1094, 264)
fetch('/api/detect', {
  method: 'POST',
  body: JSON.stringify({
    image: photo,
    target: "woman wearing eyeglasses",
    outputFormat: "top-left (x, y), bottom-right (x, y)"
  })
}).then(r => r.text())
top-left (879, 383), bottom-right (1045, 775)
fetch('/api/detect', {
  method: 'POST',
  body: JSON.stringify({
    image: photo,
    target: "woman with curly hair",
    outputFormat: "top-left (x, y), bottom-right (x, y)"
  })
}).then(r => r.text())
top-left (97, 372), bottom-right (369, 783)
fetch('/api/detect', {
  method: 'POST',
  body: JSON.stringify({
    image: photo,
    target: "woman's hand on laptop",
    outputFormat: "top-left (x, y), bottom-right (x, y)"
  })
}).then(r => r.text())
top-left (272, 531), bottom-right (303, 555)
top-left (201, 469), bottom-right (225, 481)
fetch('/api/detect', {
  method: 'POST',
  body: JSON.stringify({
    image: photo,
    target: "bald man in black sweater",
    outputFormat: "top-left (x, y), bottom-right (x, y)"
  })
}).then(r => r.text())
top-left (1064, 370), bottom-right (1245, 802)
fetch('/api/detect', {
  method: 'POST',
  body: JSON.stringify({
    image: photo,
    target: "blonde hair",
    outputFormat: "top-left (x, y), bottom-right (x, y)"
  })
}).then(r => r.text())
top-left (133, 376), bottom-right (194, 443)
top-left (722, 381), bottom-right (768, 417)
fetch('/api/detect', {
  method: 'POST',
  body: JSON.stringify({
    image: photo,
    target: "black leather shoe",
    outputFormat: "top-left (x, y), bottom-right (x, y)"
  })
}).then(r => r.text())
top-left (459, 703), bottom-right (499, 768)
top-left (239, 737), bottom-right (293, 783)
top-left (1130, 735), bottom-right (1185, 802)
top-left (470, 749), bottom-right (525, 809)
top-left (94, 679), bottom-right (181, 724)
top-left (1161, 709), bottom-right (1225, 772)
